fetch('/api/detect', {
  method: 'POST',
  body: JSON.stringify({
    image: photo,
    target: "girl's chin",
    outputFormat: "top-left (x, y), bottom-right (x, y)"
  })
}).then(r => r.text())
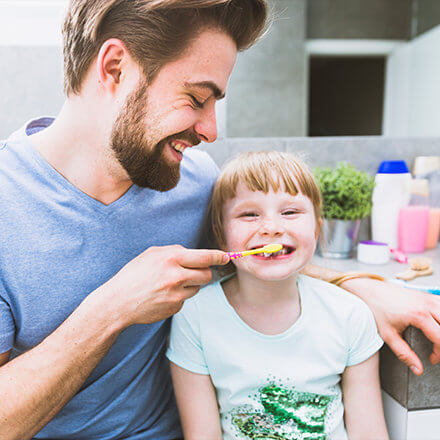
top-left (245, 269), bottom-right (298, 282)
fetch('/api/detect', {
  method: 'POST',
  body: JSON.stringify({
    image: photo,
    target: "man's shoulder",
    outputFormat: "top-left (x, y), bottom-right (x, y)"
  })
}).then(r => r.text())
top-left (0, 117), bottom-right (49, 169)
top-left (0, 127), bottom-right (29, 180)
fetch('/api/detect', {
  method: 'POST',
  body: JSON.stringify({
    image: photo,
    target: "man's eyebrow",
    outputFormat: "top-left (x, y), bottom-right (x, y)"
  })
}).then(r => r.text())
top-left (184, 81), bottom-right (225, 100)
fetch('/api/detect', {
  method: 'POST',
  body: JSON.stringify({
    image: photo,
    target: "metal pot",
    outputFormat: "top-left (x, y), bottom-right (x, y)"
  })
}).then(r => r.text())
top-left (318, 218), bottom-right (361, 259)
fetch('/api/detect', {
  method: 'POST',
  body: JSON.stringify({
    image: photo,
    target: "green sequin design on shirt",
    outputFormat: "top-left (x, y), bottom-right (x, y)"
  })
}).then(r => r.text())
top-left (230, 383), bottom-right (335, 440)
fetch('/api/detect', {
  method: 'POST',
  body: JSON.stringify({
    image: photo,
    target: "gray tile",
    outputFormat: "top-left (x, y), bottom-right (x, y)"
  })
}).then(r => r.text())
top-left (408, 327), bottom-right (440, 409)
top-left (227, 0), bottom-right (307, 137)
top-left (380, 335), bottom-right (409, 407)
top-left (307, 0), bottom-right (412, 40)
top-left (380, 326), bottom-right (440, 410)
top-left (0, 46), bottom-right (64, 139)
top-left (201, 136), bottom-right (440, 173)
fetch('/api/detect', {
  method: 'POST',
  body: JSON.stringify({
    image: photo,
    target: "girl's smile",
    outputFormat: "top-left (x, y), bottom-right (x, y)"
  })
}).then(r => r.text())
top-left (251, 244), bottom-right (296, 260)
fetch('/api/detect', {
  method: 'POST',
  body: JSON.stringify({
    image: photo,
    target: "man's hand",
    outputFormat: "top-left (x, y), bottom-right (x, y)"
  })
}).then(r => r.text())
top-left (341, 278), bottom-right (440, 375)
top-left (99, 245), bottom-right (229, 327)
top-left (0, 246), bottom-right (228, 439)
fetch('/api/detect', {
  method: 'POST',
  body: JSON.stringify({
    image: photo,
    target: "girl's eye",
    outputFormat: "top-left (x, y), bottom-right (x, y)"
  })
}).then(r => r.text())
top-left (189, 95), bottom-right (204, 109)
top-left (283, 210), bottom-right (299, 216)
top-left (240, 212), bottom-right (258, 218)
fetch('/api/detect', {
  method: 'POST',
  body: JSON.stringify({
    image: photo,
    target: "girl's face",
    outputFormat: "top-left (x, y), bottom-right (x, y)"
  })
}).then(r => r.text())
top-left (222, 182), bottom-right (320, 281)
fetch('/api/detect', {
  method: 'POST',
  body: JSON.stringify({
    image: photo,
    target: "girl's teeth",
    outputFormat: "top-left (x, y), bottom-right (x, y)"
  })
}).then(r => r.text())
top-left (261, 248), bottom-right (289, 258)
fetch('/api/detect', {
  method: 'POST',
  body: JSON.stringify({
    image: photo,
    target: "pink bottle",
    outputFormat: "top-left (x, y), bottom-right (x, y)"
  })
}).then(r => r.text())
top-left (398, 206), bottom-right (430, 253)
top-left (398, 179), bottom-right (430, 253)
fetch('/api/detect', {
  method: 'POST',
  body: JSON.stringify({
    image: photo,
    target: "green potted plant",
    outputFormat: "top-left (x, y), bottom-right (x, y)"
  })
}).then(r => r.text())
top-left (314, 162), bottom-right (375, 258)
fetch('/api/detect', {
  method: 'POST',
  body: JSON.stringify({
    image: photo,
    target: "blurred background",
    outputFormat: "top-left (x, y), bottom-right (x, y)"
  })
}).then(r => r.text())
top-left (1, 0), bottom-right (440, 140)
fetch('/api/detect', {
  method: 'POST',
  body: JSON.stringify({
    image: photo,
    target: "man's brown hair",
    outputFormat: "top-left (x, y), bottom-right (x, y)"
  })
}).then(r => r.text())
top-left (62, 0), bottom-right (269, 96)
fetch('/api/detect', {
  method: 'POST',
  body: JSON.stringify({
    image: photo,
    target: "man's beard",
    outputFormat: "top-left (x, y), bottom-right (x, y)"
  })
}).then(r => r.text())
top-left (110, 81), bottom-right (185, 192)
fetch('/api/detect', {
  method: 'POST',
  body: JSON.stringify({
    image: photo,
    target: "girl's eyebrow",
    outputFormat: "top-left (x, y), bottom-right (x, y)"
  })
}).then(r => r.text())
top-left (227, 201), bottom-right (256, 214)
top-left (184, 81), bottom-right (225, 100)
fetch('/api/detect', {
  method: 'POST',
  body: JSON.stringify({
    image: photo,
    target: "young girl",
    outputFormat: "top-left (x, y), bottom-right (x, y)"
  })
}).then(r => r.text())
top-left (167, 151), bottom-right (388, 440)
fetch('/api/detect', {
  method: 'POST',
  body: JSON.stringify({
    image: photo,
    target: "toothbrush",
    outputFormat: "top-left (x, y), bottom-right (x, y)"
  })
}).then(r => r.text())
top-left (227, 243), bottom-right (283, 260)
top-left (389, 280), bottom-right (440, 296)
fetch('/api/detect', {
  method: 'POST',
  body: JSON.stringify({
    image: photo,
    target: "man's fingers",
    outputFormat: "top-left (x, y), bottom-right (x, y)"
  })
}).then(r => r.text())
top-left (413, 295), bottom-right (440, 365)
top-left (177, 249), bottom-right (229, 268)
top-left (430, 344), bottom-right (440, 365)
top-left (416, 315), bottom-right (440, 346)
top-left (180, 268), bottom-right (213, 288)
top-left (430, 305), bottom-right (440, 326)
top-left (384, 330), bottom-right (424, 375)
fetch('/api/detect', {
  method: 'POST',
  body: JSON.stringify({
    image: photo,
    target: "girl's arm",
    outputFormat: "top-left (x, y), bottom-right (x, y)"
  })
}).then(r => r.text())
top-left (342, 352), bottom-right (389, 440)
top-left (170, 362), bottom-right (222, 440)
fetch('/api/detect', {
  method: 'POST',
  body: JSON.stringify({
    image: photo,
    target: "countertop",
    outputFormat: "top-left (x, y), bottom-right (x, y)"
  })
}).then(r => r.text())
top-left (313, 246), bottom-right (440, 410)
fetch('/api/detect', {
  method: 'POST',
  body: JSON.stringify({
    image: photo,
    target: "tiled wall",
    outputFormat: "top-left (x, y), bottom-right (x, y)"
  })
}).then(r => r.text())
top-left (200, 135), bottom-right (440, 174)
top-left (0, 46), bottom-right (64, 140)
top-left (307, 0), bottom-right (413, 40)
top-left (227, 0), bottom-right (307, 137)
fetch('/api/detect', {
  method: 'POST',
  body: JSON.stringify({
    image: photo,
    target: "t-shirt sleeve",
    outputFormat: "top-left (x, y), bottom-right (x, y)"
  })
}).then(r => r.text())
top-left (166, 297), bottom-right (209, 375)
top-left (0, 295), bottom-right (15, 353)
top-left (346, 299), bottom-right (384, 366)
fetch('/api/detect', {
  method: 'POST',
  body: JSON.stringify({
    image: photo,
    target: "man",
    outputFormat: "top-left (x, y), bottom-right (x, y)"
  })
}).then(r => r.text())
top-left (0, 1), bottom-right (438, 439)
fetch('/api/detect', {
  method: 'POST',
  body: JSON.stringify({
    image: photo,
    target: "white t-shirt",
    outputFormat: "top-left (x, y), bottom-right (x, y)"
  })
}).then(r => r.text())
top-left (167, 275), bottom-right (383, 440)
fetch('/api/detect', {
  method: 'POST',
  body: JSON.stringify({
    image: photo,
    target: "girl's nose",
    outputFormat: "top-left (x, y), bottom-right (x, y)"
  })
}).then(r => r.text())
top-left (259, 217), bottom-right (283, 236)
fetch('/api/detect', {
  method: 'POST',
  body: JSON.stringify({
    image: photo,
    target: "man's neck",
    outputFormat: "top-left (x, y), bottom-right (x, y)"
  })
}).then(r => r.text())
top-left (29, 99), bottom-right (132, 205)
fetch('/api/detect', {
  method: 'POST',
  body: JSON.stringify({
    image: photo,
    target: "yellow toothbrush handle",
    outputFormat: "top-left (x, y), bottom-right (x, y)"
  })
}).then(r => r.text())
top-left (241, 249), bottom-right (260, 257)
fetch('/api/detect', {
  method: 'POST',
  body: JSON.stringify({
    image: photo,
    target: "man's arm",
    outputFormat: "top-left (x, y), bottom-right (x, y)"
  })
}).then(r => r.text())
top-left (0, 245), bottom-right (228, 440)
top-left (342, 352), bottom-right (389, 440)
top-left (0, 293), bottom-right (122, 439)
top-left (170, 362), bottom-right (222, 439)
top-left (301, 263), bottom-right (440, 375)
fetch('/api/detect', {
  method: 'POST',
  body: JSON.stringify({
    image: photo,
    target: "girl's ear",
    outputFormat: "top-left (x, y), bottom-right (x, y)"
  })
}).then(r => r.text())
top-left (315, 217), bottom-right (323, 241)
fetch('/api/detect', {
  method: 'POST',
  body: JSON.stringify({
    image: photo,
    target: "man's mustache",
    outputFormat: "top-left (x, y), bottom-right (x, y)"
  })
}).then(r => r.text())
top-left (164, 130), bottom-right (201, 147)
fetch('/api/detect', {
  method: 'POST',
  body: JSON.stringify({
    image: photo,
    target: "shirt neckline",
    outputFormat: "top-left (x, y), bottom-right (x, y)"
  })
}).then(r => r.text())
top-left (216, 273), bottom-right (306, 340)
top-left (22, 117), bottom-right (145, 215)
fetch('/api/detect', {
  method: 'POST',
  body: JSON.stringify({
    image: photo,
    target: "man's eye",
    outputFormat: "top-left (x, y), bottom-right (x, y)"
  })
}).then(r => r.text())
top-left (189, 95), bottom-right (204, 109)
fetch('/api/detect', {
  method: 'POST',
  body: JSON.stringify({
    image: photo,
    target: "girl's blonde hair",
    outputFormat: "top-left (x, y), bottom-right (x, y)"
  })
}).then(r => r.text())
top-left (209, 151), bottom-right (322, 246)
top-left (62, 0), bottom-right (269, 96)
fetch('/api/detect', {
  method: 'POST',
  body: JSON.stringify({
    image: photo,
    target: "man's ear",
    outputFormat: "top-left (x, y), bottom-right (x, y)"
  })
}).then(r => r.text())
top-left (96, 38), bottom-right (129, 93)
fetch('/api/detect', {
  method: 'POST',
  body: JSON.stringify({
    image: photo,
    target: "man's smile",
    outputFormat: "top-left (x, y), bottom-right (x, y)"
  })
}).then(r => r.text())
top-left (169, 140), bottom-right (192, 154)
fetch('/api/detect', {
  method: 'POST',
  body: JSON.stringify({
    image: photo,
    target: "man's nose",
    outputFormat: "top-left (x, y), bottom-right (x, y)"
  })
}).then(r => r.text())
top-left (194, 101), bottom-right (218, 143)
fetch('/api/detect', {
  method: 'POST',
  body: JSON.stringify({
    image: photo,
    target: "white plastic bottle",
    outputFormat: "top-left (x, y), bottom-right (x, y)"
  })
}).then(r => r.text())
top-left (371, 161), bottom-right (412, 249)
